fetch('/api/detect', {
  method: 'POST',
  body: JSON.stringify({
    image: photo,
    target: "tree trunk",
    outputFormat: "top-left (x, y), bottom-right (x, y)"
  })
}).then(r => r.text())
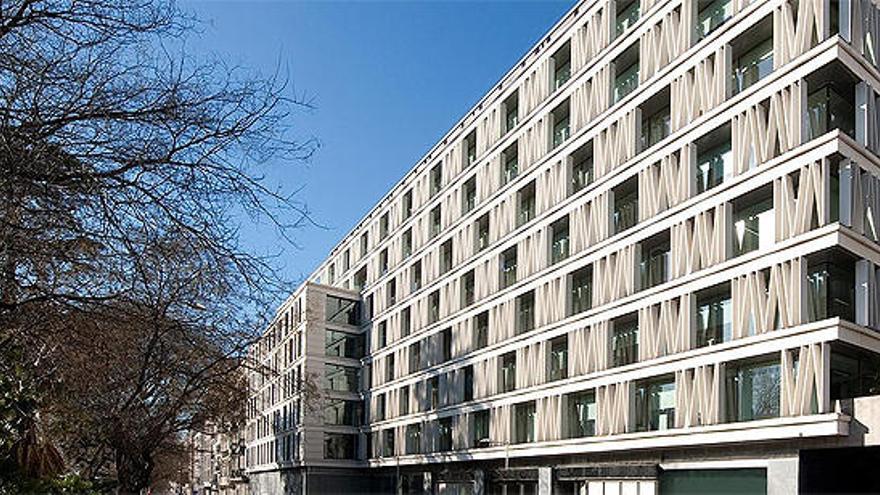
top-left (115, 447), bottom-right (153, 495)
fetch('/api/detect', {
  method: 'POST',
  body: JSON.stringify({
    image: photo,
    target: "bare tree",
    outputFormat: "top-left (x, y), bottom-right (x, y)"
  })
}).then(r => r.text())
top-left (0, 0), bottom-right (316, 492)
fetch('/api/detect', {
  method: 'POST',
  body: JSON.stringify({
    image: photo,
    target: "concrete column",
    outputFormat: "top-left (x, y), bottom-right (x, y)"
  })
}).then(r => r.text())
top-left (538, 467), bottom-right (553, 495)
top-left (767, 458), bottom-right (799, 495)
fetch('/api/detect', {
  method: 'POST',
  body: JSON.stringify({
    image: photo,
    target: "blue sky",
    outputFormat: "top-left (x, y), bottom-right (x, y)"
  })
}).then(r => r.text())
top-left (187, 0), bottom-right (573, 287)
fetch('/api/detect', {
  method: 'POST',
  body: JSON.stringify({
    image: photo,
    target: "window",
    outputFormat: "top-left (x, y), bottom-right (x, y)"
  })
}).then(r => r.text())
top-left (568, 266), bottom-right (593, 315)
top-left (400, 385), bottom-right (410, 416)
top-left (474, 311), bottom-right (489, 349)
top-left (639, 89), bottom-right (670, 151)
top-left (375, 393), bottom-right (386, 421)
top-left (639, 231), bottom-right (670, 289)
top-left (613, 44), bottom-right (640, 103)
top-left (402, 189), bottom-right (414, 220)
top-left (552, 42), bottom-right (572, 89)
top-left (464, 365), bottom-right (474, 402)
top-left (402, 228), bottom-right (413, 258)
top-left (549, 335), bottom-right (568, 381)
top-left (436, 417), bottom-right (453, 452)
top-left (567, 391), bottom-right (596, 438)
top-left (613, 177), bottom-right (639, 234)
top-left (726, 358), bottom-right (781, 421)
top-left (807, 256), bottom-right (855, 323)
top-left (517, 291), bottom-right (535, 334)
top-left (475, 214), bottom-right (490, 252)
top-left (326, 296), bottom-right (361, 325)
top-left (428, 290), bottom-right (440, 324)
top-left (405, 423), bottom-right (422, 454)
top-left (382, 429), bottom-right (395, 457)
top-left (695, 284), bottom-right (732, 347)
top-left (806, 82), bottom-right (856, 140)
top-left (464, 130), bottom-right (477, 166)
top-left (325, 330), bottom-right (365, 358)
top-left (552, 99), bottom-right (571, 149)
top-left (439, 239), bottom-right (453, 275)
top-left (324, 433), bottom-right (357, 460)
top-left (361, 232), bottom-right (369, 257)
top-left (696, 0), bottom-right (734, 39)
top-left (502, 142), bottom-right (519, 185)
top-left (342, 249), bottom-right (351, 272)
top-left (324, 364), bottom-right (360, 392)
top-left (386, 353), bottom-right (395, 382)
top-left (732, 24), bottom-right (773, 95)
top-left (430, 162), bottom-right (443, 197)
top-left (570, 141), bottom-right (594, 194)
top-left (514, 401), bottom-right (537, 443)
top-left (428, 376), bottom-right (440, 410)
top-left (376, 321), bottom-right (387, 349)
top-left (401, 307), bottom-right (412, 337)
top-left (462, 176), bottom-right (477, 214)
top-left (411, 262), bottom-right (423, 291)
top-left (500, 351), bottom-right (517, 393)
top-left (635, 377), bottom-right (676, 432)
top-left (430, 205), bottom-right (442, 238)
top-left (409, 341), bottom-right (422, 372)
top-left (615, 0), bottom-right (640, 37)
top-left (695, 124), bottom-right (733, 194)
top-left (328, 263), bottom-right (336, 285)
top-left (830, 347), bottom-right (880, 401)
top-left (518, 181), bottom-right (536, 227)
top-left (504, 91), bottom-right (519, 133)
top-left (612, 314), bottom-right (639, 367)
top-left (324, 399), bottom-right (363, 426)
top-left (380, 212), bottom-right (390, 239)
top-left (472, 409), bottom-right (491, 447)
top-left (461, 270), bottom-right (475, 307)
top-left (379, 248), bottom-right (389, 275)
top-left (550, 216), bottom-right (570, 264)
top-left (354, 267), bottom-right (367, 291)
top-left (732, 186), bottom-right (774, 256)
top-left (500, 246), bottom-right (518, 288)
top-left (440, 328), bottom-right (452, 362)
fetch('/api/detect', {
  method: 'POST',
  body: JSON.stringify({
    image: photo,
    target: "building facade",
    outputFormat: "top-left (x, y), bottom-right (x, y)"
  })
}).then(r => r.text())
top-left (245, 0), bottom-right (880, 493)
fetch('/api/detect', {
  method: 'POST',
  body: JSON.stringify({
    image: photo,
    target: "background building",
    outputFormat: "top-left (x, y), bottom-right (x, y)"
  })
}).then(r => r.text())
top-left (246, 0), bottom-right (880, 493)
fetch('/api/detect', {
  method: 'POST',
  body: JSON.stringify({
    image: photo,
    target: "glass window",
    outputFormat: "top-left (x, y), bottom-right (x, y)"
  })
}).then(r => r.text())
top-left (696, 0), bottom-right (734, 39)
top-left (733, 193), bottom-right (774, 256)
top-left (411, 262), bottom-right (422, 291)
top-left (385, 353), bottom-right (394, 382)
top-left (324, 364), bottom-right (360, 392)
top-left (400, 386), bottom-right (410, 416)
top-left (567, 391), bottom-right (596, 438)
top-left (463, 176), bottom-right (477, 214)
top-left (476, 214), bottom-right (490, 252)
top-left (401, 307), bottom-right (411, 337)
top-left (552, 100), bottom-right (571, 149)
top-left (324, 399), bottom-right (363, 426)
top-left (726, 359), bottom-right (781, 421)
top-left (518, 182), bottom-right (536, 226)
top-left (550, 216), bottom-right (570, 264)
top-left (439, 239), bottom-right (453, 274)
top-left (640, 105), bottom-right (671, 150)
top-left (403, 190), bottom-right (413, 220)
top-left (380, 212), bottom-right (389, 239)
top-left (517, 291), bottom-right (535, 334)
top-left (571, 146), bottom-right (594, 194)
top-left (807, 85), bottom-right (856, 140)
top-left (326, 295), bottom-right (361, 325)
top-left (569, 266), bottom-right (593, 315)
top-left (428, 376), bottom-right (440, 410)
top-left (436, 417), bottom-right (453, 452)
top-left (612, 316), bottom-right (639, 367)
top-left (405, 423), bottom-right (422, 454)
top-left (429, 290), bottom-right (440, 324)
top-left (501, 246), bottom-right (518, 289)
top-left (464, 131), bottom-right (477, 166)
top-left (379, 248), bottom-right (388, 274)
top-left (732, 37), bottom-right (773, 95)
top-left (614, 62), bottom-right (639, 103)
top-left (807, 259), bottom-right (855, 323)
top-left (549, 336), bottom-right (569, 381)
top-left (409, 341), bottom-right (421, 372)
top-left (553, 42), bottom-right (572, 89)
top-left (501, 352), bottom-right (517, 393)
top-left (325, 330), bottom-right (365, 358)
top-left (382, 429), bottom-right (395, 457)
top-left (430, 163), bottom-right (443, 197)
top-left (461, 270), bottom-right (476, 307)
top-left (472, 410), bottom-right (490, 447)
top-left (830, 347), bottom-right (880, 401)
top-left (635, 378), bottom-right (676, 432)
top-left (695, 285), bottom-right (732, 347)
top-left (374, 394), bottom-right (386, 421)
top-left (514, 401), bottom-right (537, 443)
top-left (502, 143), bottom-right (519, 185)
top-left (613, 180), bottom-right (639, 234)
top-left (402, 228), bottom-right (413, 258)
top-left (505, 92), bottom-right (519, 133)
top-left (430, 206), bottom-right (442, 238)
top-left (615, 0), bottom-right (640, 37)
top-left (464, 365), bottom-right (474, 402)
top-left (324, 433), bottom-right (358, 460)
top-left (474, 311), bottom-right (489, 349)
top-left (639, 233), bottom-right (670, 289)
top-left (696, 141), bottom-right (732, 194)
